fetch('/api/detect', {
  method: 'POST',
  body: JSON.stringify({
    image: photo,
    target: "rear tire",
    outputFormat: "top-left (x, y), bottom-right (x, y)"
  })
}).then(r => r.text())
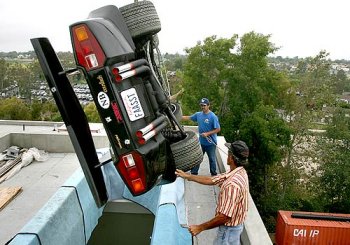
top-left (120, 1), bottom-right (161, 39)
top-left (170, 102), bottom-right (182, 122)
top-left (170, 131), bottom-right (203, 172)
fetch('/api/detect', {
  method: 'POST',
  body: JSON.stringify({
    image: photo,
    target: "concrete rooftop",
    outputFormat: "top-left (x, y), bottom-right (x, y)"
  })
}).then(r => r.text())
top-left (0, 120), bottom-right (271, 245)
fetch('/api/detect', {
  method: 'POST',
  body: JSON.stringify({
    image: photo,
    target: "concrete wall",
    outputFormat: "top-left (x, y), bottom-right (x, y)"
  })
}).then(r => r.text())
top-left (9, 133), bottom-right (109, 153)
top-left (0, 132), bottom-right (109, 153)
top-left (0, 133), bottom-right (11, 152)
top-left (0, 120), bottom-right (63, 127)
top-left (0, 120), bottom-right (109, 153)
top-left (8, 170), bottom-right (103, 245)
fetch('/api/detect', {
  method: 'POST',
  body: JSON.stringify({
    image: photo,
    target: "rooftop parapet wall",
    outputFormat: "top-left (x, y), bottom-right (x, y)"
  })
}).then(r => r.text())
top-left (0, 120), bottom-right (109, 153)
top-left (9, 133), bottom-right (108, 153)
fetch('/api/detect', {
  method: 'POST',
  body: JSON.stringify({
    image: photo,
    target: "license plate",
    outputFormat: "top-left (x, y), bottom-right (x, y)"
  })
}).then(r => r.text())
top-left (121, 88), bottom-right (145, 121)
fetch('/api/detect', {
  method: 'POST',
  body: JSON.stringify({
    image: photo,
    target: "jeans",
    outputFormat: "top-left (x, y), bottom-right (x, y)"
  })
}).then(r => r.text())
top-left (213, 224), bottom-right (243, 245)
top-left (191, 144), bottom-right (217, 175)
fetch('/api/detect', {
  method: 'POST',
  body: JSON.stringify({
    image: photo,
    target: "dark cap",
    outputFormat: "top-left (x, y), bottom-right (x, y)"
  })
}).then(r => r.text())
top-left (199, 98), bottom-right (210, 105)
top-left (225, 140), bottom-right (249, 166)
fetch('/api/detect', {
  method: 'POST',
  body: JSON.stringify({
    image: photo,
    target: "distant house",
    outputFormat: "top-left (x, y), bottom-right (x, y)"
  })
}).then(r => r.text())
top-left (339, 92), bottom-right (350, 104)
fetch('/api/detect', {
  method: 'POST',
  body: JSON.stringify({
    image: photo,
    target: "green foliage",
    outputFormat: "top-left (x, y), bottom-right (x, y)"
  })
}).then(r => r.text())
top-left (84, 102), bottom-right (101, 122)
top-left (181, 35), bottom-right (238, 115)
top-left (219, 32), bottom-right (289, 138)
top-left (181, 33), bottom-right (294, 232)
top-left (333, 69), bottom-right (350, 94)
top-left (291, 51), bottom-right (336, 111)
top-left (39, 101), bottom-right (62, 121)
top-left (238, 105), bottom-right (291, 211)
top-left (316, 137), bottom-right (350, 213)
top-left (0, 58), bottom-right (9, 90)
top-left (311, 107), bottom-right (350, 213)
top-left (180, 33), bottom-right (350, 232)
top-left (325, 108), bottom-right (350, 143)
top-left (259, 163), bottom-right (320, 232)
top-left (240, 105), bottom-right (291, 166)
top-left (0, 98), bottom-right (61, 121)
top-left (0, 97), bottom-right (31, 120)
top-left (30, 100), bottom-right (43, 120)
top-left (163, 53), bottom-right (186, 71)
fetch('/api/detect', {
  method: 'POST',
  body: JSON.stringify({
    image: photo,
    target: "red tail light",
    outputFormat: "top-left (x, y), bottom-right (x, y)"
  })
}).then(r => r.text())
top-left (116, 151), bottom-right (147, 195)
top-left (71, 24), bottom-right (106, 71)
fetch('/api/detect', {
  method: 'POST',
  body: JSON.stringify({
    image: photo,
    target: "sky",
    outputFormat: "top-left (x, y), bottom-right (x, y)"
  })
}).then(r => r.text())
top-left (0, 0), bottom-right (349, 60)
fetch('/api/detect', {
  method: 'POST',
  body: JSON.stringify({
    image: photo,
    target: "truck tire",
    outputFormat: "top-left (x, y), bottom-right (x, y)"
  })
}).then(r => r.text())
top-left (152, 34), bottom-right (159, 47)
top-left (170, 131), bottom-right (203, 172)
top-left (120, 1), bottom-right (161, 39)
top-left (170, 102), bottom-right (182, 122)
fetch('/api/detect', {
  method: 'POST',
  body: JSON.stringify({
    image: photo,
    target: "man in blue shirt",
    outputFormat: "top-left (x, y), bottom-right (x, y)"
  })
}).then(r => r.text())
top-left (182, 98), bottom-right (221, 176)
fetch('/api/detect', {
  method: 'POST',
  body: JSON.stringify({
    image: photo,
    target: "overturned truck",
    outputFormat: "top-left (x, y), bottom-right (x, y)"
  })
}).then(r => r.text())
top-left (31, 1), bottom-right (202, 207)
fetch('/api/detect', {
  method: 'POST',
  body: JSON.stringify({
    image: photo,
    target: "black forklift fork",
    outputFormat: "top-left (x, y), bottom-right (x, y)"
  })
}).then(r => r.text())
top-left (31, 37), bottom-right (108, 207)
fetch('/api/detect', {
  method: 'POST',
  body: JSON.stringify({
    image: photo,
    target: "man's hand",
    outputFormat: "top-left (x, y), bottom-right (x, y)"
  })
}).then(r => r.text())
top-left (201, 132), bottom-right (209, 137)
top-left (175, 169), bottom-right (190, 180)
top-left (188, 214), bottom-right (230, 237)
top-left (188, 225), bottom-right (204, 236)
top-left (176, 169), bottom-right (214, 185)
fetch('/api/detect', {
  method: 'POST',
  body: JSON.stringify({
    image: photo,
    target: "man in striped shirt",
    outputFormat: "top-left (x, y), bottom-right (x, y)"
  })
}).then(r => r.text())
top-left (175, 140), bottom-right (249, 245)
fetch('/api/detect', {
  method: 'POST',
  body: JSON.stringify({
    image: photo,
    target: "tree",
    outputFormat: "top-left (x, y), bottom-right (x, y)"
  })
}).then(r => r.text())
top-left (314, 108), bottom-right (350, 213)
top-left (30, 100), bottom-right (43, 120)
top-left (30, 100), bottom-right (61, 121)
top-left (181, 33), bottom-right (293, 231)
top-left (281, 51), bottom-right (336, 185)
top-left (163, 53), bottom-right (186, 71)
top-left (0, 58), bottom-right (8, 90)
top-left (181, 35), bottom-right (238, 115)
top-left (332, 69), bottom-right (350, 94)
top-left (0, 97), bottom-right (31, 120)
top-left (6, 63), bottom-right (32, 101)
top-left (221, 32), bottom-right (289, 138)
top-left (239, 104), bottom-right (291, 195)
top-left (40, 101), bottom-right (61, 121)
top-left (179, 33), bottom-right (350, 232)
top-left (84, 102), bottom-right (100, 122)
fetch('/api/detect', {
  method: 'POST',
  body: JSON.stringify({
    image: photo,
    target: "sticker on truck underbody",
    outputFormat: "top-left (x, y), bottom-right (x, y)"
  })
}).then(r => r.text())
top-left (121, 88), bottom-right (144, 121)
top-left (97, 91), bottom-right (110, 109)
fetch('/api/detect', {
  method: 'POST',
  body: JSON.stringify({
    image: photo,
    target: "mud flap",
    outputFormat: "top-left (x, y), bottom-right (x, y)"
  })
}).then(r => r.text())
top-left (31, 37), bottom-right (108, 207)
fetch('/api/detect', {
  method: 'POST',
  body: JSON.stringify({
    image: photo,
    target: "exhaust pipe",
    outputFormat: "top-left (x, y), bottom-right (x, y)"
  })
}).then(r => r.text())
top-left (111, 59), bottom-right (147, 74)
top-left (138, 121), bottom-right (168, 145)
top-left (136, 115), bottom-right (167, 138)
top-left (114, 65), bottom-right (150, 82)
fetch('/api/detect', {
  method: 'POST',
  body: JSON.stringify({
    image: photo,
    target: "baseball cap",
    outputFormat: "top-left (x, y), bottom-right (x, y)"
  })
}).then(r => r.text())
top-left (224, 140), bottom-right (249, 166)
top-left (199, 98), bottom-right (210, 105)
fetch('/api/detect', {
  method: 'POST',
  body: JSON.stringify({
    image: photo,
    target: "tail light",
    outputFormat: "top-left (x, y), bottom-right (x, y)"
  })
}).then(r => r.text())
top-left (71, 24), bottom-right (106, 71)
top-left (116, 151), bottom-right (147, 195)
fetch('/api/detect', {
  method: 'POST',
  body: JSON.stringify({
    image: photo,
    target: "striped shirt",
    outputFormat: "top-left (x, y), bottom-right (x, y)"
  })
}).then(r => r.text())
top-left (212, 166), bottom-right (249, 226)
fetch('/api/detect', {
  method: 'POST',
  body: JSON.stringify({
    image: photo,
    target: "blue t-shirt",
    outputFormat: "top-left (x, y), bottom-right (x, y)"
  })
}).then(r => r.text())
top-left (190, 111), bottom-right (220, 146)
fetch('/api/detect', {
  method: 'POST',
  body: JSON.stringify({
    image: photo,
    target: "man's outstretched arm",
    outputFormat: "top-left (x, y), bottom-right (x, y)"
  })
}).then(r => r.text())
top-left (182, 115), bottom-right (191, 121)
top-left (175, 169), bottom-right (214, 185)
